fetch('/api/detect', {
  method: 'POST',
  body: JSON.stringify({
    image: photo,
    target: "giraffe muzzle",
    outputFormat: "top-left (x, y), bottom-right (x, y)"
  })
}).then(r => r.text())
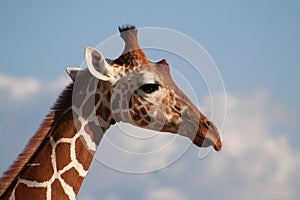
top-left (193, 127), bottom-right (222, 151)
top-left (204, 129), bottom-right (222, 151)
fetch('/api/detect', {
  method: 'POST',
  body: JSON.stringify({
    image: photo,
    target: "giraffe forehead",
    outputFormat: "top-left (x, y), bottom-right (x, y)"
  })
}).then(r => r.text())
top-left (112, 61), bottom-right (174, 89)
top-left (140, 73), bottom-right (157, 84)
top-left (118, 66), bottom-right (159, 84)
top-left (136, 64), bottom-right (171, 84)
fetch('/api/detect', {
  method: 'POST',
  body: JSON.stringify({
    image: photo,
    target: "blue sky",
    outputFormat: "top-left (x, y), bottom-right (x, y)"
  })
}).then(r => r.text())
top-left (0, 1), bottom-right (300, 199)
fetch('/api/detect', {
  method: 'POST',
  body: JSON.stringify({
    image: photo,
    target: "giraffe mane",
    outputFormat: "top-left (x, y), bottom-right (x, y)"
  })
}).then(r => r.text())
top-left (0, 83), bottom-right (74, 197)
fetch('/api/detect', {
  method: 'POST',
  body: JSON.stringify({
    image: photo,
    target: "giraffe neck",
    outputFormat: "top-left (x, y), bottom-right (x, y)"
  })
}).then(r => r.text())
top-left (0, 76), bottom-right (114, 200)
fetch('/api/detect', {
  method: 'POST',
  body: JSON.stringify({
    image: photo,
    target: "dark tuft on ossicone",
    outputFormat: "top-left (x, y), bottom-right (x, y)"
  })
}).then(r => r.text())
top-left (118, 24), bottom-right (136, 33)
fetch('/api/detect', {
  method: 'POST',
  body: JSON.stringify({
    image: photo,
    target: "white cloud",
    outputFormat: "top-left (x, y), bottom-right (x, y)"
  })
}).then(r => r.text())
top-left (189, 91), bottom-right (300, 200)
top-left (0, 74), bottom-right (41, 100)
top-left (0, 73), bottom-right (69, 102)
top-left (145, 187), bottom-right (188, 200)
top-left (79, 193), bottom-right (121, 200)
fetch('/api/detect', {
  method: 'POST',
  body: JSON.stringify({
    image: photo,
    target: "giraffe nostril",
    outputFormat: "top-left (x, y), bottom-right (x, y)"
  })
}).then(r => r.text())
top-left (204, 120), bottom-right (215, 131)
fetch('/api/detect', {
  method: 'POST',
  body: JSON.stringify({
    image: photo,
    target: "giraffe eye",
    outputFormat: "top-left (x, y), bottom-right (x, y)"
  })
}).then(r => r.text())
top-left (139, 83), bottom-right (160, 94)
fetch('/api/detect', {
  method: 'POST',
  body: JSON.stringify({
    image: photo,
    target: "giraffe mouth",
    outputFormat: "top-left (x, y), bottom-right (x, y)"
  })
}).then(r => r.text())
top-left (193, 129), bottom-right (222, 151)
top-left (205, 133), bottom-right (222, 151)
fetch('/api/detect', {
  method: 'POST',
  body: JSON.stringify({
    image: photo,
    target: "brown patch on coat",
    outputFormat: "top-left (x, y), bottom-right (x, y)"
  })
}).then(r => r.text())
top-left (55, 143), bottom-right (71, 171)
top-left (51, 179), bottom-right (69, 200)
top-left (19, 138), bottom-right (53, 182)
top-left (51, 111), bottom-right (77, 142)
top-left (61, 167), bottom-right (84, 195)
top-left (15, 183), bottom-right (47, 200)
top-left (75, 136), bottom-right (94, 171)
top-left (96, 101), bottom-right (111, 122)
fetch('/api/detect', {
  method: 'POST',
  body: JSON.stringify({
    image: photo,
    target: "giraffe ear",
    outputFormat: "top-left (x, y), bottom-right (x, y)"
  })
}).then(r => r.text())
top-left (66, 67), bottom-right (84, 81)
top-left (85, 47), bottom-right (113, 82)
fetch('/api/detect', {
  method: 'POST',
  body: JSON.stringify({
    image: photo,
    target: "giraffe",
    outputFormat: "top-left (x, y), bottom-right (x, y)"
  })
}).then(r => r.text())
top-left (0, 25), bottom-right (222, 199)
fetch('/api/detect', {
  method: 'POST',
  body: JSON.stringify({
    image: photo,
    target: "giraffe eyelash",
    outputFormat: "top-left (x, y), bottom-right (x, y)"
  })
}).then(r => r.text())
top-left (139, 83), bottom-right (160, 94)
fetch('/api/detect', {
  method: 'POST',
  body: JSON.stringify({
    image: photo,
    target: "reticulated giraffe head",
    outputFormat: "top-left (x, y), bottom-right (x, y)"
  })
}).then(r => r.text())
top-left (69, 25), bottom-right (222, 151)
